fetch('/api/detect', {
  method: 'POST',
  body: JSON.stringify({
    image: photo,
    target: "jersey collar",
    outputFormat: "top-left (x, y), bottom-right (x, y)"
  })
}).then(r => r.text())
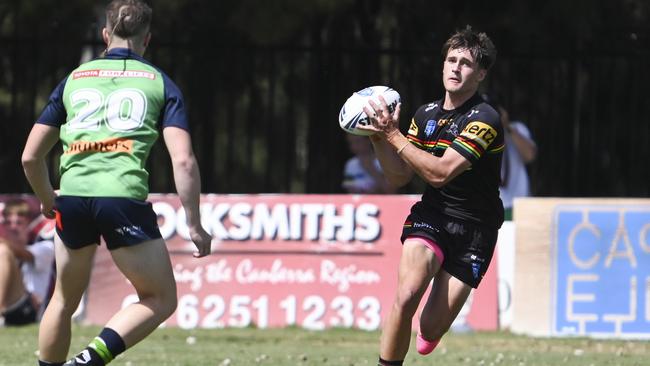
top-left (441, 93), bottom-right (483, 114)
top-left (104, 48), bottom-right (147, 63)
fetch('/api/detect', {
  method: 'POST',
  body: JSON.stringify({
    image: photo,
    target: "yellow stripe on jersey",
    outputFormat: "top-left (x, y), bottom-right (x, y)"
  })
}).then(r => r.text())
top-left (407, 119), bottom-right (419, 136)
top-left (488, 143), bottom-right (505, 153)
top-left (460, 121), bottom-right (498, 149)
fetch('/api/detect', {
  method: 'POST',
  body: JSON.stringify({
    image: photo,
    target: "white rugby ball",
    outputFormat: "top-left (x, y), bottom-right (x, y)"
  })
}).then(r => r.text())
top-left (338, 86), bottom-right (401, 136)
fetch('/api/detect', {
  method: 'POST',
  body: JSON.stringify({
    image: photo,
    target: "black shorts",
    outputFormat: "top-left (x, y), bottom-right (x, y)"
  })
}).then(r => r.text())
top-left (400, 203), bottom-right (498, 288)
top-left (2, 293), bottom-right (37, 326)
top-left (54, 196), bottom-right (162, 250)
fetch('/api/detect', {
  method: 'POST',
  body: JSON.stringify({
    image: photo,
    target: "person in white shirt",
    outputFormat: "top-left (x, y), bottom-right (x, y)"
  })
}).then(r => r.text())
top-left (483, 94), bottom-right (537, 220)
top-left (0, 198), bottom-right (54, 326)
top-left (342, 134), bottom-right (396, 194)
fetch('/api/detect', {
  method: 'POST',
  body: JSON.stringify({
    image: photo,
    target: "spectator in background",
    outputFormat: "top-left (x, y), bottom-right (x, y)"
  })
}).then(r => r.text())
top-left (483, 94), bottom-right (537, 220)
top-left (0, 198), bottom-right (54, 326)
top-left (342, 134), bottom-right (396, 194)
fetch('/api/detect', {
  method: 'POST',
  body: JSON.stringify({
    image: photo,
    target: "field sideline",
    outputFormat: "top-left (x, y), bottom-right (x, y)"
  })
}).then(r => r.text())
top-left (1, 325), bottom-right (647, 366)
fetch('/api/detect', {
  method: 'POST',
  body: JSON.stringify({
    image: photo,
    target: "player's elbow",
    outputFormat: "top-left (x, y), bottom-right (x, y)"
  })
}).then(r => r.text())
top-left (21, 151), bottom-right (40, 170)
top-left (170, 150), bottom-right (196, 169)
top-left (425, 175), bottom-right (447, 188)
top-left (424, 154), bottom-right (470, 188)
top-left (423, 169), bottom-right (453, 188)
top-left (172, 156), bottom-right (196, 174)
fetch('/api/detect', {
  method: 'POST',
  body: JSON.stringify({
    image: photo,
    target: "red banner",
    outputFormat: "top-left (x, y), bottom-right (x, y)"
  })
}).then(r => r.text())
top-left (0, 194), bottom-right (497, 331)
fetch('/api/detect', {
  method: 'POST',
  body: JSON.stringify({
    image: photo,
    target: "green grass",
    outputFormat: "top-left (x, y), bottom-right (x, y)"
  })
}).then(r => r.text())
top-left (1, 324), bottom-right (648, 366)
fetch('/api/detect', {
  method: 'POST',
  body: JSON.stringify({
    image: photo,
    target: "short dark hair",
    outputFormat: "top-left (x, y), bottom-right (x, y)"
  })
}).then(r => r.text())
top-left (2, 198), bottom-right (32, 219)
top-left (442, 25), bottom-right (497, 70)
top-left (106, 0), bottom-right (152, 39)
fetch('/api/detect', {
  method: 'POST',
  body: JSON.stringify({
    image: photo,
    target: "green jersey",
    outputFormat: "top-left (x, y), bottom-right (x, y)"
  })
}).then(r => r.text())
top-left (37, 48), bottom-right (189, 200)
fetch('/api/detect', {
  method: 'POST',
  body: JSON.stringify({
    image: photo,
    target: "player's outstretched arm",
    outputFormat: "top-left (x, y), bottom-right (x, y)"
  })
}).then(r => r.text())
top-left (21, 124), bottom-right (59, 219)
top-left (163, 126), bottom-right (212, 258)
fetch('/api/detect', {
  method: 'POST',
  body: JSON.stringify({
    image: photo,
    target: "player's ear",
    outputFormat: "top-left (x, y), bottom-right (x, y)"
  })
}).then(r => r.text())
top-left (476, 68), bottom-right (487, 82)
top-left (143, 32), bottom-right (151, 48)
top-left (102, 28), bottom-right (110, 45)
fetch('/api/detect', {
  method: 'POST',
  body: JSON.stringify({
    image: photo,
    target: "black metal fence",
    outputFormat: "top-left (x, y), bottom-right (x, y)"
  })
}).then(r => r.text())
top-left (1, 23), bottom-right (649, 197)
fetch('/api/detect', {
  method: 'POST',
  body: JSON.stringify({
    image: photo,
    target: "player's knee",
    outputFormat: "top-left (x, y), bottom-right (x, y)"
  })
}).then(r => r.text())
top-left (150, 289), bottom-right (177, 319)
top-left (48, 295), bottom-right (82, 317)
top-left (394, 287), bottom-right (424, 314)
top-left (161, 294), bottom-right (177, 319)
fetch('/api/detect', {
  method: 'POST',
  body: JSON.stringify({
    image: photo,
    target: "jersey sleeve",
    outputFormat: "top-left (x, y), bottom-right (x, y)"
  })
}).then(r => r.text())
top-left (160, 74), bottom-right (190, 131)
top-left (451, 108), bottom-right (503, 164)
top-left (36, 77), bottom-right (68, 127)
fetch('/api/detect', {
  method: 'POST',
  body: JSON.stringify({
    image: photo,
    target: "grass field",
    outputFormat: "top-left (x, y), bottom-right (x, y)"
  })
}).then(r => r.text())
top-left (1, 324), bottom-right (648, 366)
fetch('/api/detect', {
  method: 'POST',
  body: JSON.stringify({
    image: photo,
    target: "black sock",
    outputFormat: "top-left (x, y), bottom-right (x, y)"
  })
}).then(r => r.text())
top-left (95, 327), bottom-right (126, 360)
top-left (378, 357), bottom-right (404, 366)
top-left (75, 327), bottom-right (126, 366)
top-left (38, 361), bottom-right (64, 366)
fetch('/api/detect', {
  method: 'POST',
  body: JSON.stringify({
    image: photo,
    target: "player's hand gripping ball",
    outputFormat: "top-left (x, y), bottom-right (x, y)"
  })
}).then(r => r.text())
top-left (338, 86), bottom-right (401, 136)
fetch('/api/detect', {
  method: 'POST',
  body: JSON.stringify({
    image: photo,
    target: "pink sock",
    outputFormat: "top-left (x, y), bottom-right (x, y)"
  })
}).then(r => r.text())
top-left (416, 333), bottom-right (440, 355)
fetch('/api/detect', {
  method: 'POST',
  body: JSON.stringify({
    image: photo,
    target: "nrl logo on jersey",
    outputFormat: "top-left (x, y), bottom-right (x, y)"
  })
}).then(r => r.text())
top-left (424, 120), bottom-right (437, 137)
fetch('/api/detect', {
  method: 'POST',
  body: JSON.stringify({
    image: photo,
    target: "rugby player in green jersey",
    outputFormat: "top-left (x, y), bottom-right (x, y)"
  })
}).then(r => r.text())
top-left (21, 1), bottom-right (212, 365)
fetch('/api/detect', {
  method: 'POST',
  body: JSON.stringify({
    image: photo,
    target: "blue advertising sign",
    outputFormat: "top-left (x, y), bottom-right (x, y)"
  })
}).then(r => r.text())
top-left (553, 205), bottom-right (650, 338)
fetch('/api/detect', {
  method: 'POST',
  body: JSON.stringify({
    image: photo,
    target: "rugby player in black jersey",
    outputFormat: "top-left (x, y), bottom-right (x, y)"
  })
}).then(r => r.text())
top-left (359, 26), bottom-right (504, 366)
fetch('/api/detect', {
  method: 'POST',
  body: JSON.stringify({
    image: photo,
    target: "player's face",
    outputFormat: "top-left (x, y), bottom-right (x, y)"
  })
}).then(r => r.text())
top-left (442, 48), bottom-right (486, 96)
